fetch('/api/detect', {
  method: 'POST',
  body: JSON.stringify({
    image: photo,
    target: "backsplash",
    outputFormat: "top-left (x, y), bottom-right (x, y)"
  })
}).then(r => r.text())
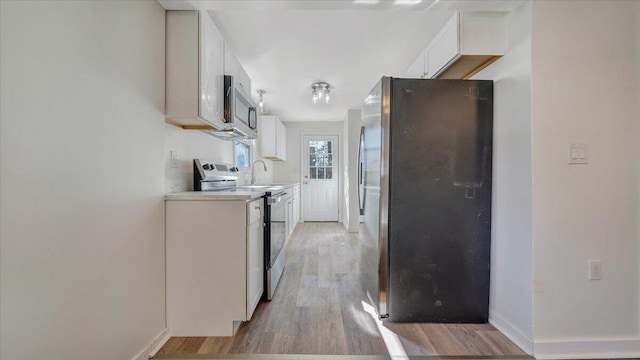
top-left (164, 124), bottom-right (273, 193)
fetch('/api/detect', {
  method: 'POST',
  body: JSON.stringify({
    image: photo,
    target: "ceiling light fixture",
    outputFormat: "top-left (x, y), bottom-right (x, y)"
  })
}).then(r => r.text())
top-left (311, 82), bottom-right (331, 105)
top-left (256, 89), bottom-right (267, 114)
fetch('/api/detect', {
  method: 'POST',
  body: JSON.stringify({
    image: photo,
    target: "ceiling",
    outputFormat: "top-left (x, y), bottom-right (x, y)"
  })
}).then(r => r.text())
top-left (158, 1), bottom-right (523, 122)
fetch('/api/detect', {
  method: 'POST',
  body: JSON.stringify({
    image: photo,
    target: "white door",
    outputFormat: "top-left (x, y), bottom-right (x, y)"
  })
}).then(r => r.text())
top-left (302, 135), bottom-right (339, 221)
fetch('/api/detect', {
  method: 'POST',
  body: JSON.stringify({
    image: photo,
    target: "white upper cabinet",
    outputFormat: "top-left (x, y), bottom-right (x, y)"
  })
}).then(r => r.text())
top-left (406, 12), bottom-right (505, 80)
top-left (404, 50), bottom-right (428, 78)
top-left (224, 44), bottom-right (252, 97)
top-left (427, 13), bottom-right (461, 78)
top-left (166, 11), bottom-right (225, 130)
top-left (258, 115), bottom-right (287, 161)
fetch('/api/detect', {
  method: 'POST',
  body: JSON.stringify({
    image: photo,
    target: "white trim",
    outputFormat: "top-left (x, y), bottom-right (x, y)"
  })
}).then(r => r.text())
top-left (534, 336), bottom-right (640, 359)
top-left (488, 310), bottom-right (533, 355)
top-left (299, 132), bottom-right (341, 222)
top-left (131, 327), bottom-right (170, 360)
top-left (149, 327), bottom-right (171, 357)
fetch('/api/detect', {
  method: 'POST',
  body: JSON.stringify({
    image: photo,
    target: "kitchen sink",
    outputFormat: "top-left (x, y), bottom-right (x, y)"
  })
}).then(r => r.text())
top-left (237, 185), bottom-right (272, 189)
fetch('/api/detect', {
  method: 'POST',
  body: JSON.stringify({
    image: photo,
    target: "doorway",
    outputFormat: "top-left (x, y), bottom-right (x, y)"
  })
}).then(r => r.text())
top-left (301, 134), bottom-right (339, 222)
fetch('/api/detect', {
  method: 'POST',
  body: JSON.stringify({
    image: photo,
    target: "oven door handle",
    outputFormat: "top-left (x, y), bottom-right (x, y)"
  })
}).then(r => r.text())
top-left (268, 193), bottom-right (287, 204)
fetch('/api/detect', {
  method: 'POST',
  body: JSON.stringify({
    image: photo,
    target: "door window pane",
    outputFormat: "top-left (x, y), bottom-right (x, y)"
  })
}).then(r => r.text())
top-left (308, 139), bottom-right (335, 181)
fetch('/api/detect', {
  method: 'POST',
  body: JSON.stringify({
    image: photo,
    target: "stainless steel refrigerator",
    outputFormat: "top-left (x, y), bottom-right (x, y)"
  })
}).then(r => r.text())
top-left (359, 77), bottom-right (493, 323)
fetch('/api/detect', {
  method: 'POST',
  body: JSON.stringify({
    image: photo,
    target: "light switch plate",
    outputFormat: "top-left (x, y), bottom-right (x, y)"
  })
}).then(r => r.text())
top-left (170, 150), bottom-right (178, 168)
top-left (568, 143), bottom-right (589, 164)
top-left (588, 260), bottom-right (602, 280)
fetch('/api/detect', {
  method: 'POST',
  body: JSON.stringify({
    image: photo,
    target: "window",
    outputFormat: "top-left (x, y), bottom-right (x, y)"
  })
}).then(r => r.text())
top-left (234, 141), bottom-right (251, 168)
top-left (308, 140), bottom-right (333, 179)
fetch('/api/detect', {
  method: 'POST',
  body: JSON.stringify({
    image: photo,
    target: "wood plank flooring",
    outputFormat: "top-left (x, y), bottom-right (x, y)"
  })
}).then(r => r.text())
top-left (155, 223), bottom-right (529, 358)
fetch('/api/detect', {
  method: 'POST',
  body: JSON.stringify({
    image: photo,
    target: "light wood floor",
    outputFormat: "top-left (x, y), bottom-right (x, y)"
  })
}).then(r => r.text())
top-left (155, 223), bottom-right (529, 358)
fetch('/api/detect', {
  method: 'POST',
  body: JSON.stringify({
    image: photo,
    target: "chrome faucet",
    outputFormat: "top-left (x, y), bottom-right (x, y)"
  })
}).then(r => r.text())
top-left (251, 160), bottom-right (267, 184)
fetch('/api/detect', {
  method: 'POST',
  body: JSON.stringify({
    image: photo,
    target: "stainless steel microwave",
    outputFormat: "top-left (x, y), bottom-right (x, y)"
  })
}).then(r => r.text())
top-left (224, 75), bottom-right (257, 138)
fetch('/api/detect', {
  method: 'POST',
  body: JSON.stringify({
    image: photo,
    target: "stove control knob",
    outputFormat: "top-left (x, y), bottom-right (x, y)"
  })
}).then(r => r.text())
top-left (203, 164), bottom-right (212, 170)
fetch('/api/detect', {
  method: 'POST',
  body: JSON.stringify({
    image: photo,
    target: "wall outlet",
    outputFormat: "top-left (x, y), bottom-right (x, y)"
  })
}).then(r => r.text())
top-left (588, 260), bottom-right (602, 280)
top-left (170, 150), bottom-right (178, 168)
top-left (568, 143), bottom-right (589, 164)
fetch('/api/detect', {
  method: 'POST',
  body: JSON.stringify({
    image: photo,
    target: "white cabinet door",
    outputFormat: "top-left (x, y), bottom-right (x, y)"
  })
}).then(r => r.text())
top-left (427, 13), bottom-right (460, 78)
top-left (276, 121), bottom-right (287, 161)
top-left (199, 12), bottom-right (224, 123)
top-left (238, 65), bottom-right (251, 95)
top-left (258, 115), bottom-right (286, 161)
top-left (246, 200), bottom-right (263, 320)
top-left (405, 50), bottom-right (428, 78)
top-left (224, 41), bottom-right (239, 77)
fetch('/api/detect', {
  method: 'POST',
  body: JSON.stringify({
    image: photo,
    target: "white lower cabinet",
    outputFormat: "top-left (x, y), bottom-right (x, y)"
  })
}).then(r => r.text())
top-left (246, 200), bottom-right (263, 321)
top-left (166, 198), bottom-right (263, 336)
top-left (292, 185), bottom-right (300, 225)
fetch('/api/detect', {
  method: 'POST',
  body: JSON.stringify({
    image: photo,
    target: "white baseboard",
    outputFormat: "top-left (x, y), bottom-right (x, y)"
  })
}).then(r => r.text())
top-left (534, 336), bottom-right (640, 359)
top-left (131, 327), bottom-right (170, 360)
top-left (488, 310), bottom-right (533, 355)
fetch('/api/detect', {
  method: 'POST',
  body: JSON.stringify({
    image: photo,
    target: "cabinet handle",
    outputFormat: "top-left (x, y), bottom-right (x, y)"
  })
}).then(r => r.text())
top-left (255, 205), bottom-right (260, 210)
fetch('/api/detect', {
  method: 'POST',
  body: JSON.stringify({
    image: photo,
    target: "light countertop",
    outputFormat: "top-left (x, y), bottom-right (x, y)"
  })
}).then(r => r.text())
top-left (165, 190), bottom-right (265, 201)
top-left (164, 183), bottom-right (299, 201)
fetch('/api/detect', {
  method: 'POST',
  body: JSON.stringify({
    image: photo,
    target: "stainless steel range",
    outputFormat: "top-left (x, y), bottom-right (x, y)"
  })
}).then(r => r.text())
top-left (193, 159), bottom-right (286, 300)
top-left (193, 159), bottom-right (239, 191)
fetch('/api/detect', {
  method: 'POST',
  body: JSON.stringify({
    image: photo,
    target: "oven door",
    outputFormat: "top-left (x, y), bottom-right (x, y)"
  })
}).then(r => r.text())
top-left (265, 191), bottom-right (287, 300)
top-left (268, 192), bottom-right (286, 269)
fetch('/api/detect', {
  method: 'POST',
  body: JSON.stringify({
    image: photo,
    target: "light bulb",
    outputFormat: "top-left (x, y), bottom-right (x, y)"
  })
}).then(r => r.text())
top-left (324, 92), bottom-right (330, 104)
top-left (312, 92), bottom-right (319, 104)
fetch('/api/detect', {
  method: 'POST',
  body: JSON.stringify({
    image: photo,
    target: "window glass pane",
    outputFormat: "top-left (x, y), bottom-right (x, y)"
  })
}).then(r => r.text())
top-left (309, 141), bottom-right (316, 153)
top-left (318, 154), bottom-right (325, 166)
top-left (310, 154), bottom-right (316, 166)
top-left (327, 141), bottom-right (333, 154)
top-left (327, 154), bottom-right (332, 166)
top-left (317, 141), bottom-right (326, 153)
top-left (310, 167), bottom-right (317, 179)
top-left (318, 167), bottom-right (325, 179)
top-left (326, 167), bottom-right (333, 179)
top-left (234, 141), bottom-right (250, 167)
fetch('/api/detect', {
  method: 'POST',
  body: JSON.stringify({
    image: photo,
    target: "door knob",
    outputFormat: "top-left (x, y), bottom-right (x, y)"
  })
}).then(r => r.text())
top-left (304, 181), bottom-right (308, 184)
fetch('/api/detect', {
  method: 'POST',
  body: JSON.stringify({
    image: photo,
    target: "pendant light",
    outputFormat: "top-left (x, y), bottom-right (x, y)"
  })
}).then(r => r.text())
top-left (256, 89), bottom-right (267, 114)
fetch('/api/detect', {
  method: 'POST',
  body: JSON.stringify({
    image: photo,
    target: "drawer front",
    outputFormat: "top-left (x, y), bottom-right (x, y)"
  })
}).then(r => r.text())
top-left (248, 199), bottom-right (263, 224)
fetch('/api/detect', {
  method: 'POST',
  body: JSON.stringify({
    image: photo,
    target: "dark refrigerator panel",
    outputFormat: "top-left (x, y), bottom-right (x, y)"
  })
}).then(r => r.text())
top-left (387, 79), bottom-right (493, 322)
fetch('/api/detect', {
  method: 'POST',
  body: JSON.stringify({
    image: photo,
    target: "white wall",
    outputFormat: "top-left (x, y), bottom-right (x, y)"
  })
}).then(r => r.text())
top-left (0, 1), bottom-right (166, 360)
top-left (164, 124), bottom-right (273, 192)
top-left (471, 1), bottom-right (533, 353)
top-left (531, 0), bottom-right (639, 356)
top-left (344, 110), bottom-right (362, 232)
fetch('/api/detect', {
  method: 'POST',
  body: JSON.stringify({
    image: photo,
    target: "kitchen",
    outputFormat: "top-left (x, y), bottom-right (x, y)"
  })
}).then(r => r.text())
top-left (1, 1), bottom-right (639, 360)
